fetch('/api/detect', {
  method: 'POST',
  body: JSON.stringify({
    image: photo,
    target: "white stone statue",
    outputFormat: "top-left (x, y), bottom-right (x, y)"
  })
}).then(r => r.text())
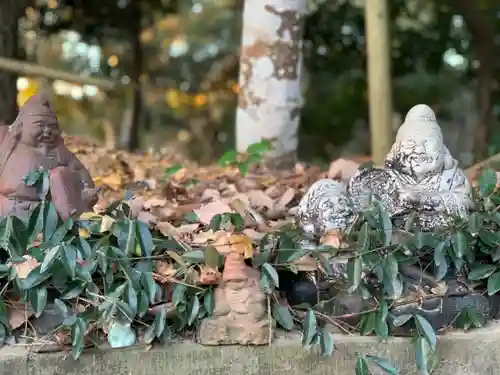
top-left (296, 104), bottom-right (473, 240)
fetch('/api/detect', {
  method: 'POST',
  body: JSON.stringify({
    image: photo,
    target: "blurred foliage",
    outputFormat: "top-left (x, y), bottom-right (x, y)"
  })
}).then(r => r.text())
top-left (11, 0), bottom-right (500, 162)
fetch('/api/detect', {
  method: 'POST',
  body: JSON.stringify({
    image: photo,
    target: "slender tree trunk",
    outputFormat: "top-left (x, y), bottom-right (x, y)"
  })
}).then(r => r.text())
top-left (0, 1), bottom-right (24, 124)
top-left (450, 0), bottom-right (494, 161)
top-left (235, 0), bottom-right (307, 169)
top-left (364, 0), bottom-right (393, 166)
top-left (119, 1), bottom-right (143, 151)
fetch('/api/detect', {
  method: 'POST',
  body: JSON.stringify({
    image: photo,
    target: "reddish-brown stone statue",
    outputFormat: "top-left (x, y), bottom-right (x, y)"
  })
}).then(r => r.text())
top-left (0, 94), bottom-right (98, 220)
top-left (197, 232), bottom-right (271, 345)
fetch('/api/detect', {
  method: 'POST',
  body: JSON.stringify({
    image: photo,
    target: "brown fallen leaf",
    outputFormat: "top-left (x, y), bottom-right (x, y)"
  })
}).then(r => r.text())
top-left (276, 187), bottom-right (296, 208)
top-left (293, 255), bottom-right (318, 272)
top-left (12, 255), bottom-right (40, 279)
top-left (212, 231), bottom-right (254, 258)
top-left (193, 200), bottom-right (233, 225)
top-left (247, 189), bottom-right (274, 209)
top-left (6, 298), bottom-right (34, 330)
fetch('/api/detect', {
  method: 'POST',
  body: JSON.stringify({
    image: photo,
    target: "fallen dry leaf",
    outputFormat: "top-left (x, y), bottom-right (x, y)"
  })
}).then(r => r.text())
top-left (12, 255), bottom-right (39, 279)
top-left (293, 255), bottom-right (318, 272)
top-left (276, 187), bottom-right (296, 208)
top-left (213, 231), bottom-right (254, 259)
top-left (193, 200), bottom-right (233, 225)
top-left (247, 189), bottom-right (274, 209)
top-left (6, 298), bottom-right (34, 330)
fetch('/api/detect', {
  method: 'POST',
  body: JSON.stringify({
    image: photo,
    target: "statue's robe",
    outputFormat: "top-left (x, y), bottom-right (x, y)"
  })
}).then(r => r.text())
top-left (0, 132), bottom-right (96, 220)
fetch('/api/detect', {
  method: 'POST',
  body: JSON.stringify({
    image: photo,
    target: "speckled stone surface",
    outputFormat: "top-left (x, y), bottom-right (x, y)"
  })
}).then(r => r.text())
top-left (2, 323), bottom-right (500, 375)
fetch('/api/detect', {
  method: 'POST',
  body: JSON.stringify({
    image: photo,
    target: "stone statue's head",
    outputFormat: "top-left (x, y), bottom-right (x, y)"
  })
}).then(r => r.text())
top-left (385, 104), bottom-right (454, 180)
top-left (11, 94), bottom-right (62, 148)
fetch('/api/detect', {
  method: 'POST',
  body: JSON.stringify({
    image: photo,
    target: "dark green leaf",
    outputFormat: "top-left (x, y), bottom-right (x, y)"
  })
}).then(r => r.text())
top-left (20, 267), bottom-right (50, 289)
top-left (209, 214), bottom-right (222, 232)
top-left (366, 355), bottom-right (399, 375)
top-left (468, 213), bottom-right (482, 236)
top-left (107, 321), bottom-right (136, 348)
top-left (24, 170), bottom-right (43, 186)
top-left (379, 207), bottom-right (392, 246)
top-left (49, 219), bottom-right (73, 245)
top-left (29, 287), bottom-right (47, 318)
top-left (136, 221), bottom-right (154, 257)
top-left (60, 284), bottom-right (85, 299)
top-left (0, 297), bottom-right (9, 328)
top-left (27, 202), bottom-right (44, 241)
top-left (478, 168), bottom-right (497, 197)
top-left (375, 318), bottom-right (389, 338)
top-left (183, 212), bottom-right (198, 223)
top-left (301, 309), bottom-right (317, 348)
top-left (182, 250), bottom-right (205, 264)
top-left (54, 299), bottom-right (69, 316)
top-left (252, 247), bottom-right (271, 268)
top-left (40, 245), bottom-right (61, 273)
top-left (154, 306), bottom-right (168, 337)
top-left (188, 297), bottom-right (200, 326)
top-left (392, 314), bottom-right (412, 327)
top-left (142, 272), bottom-right (157, 304)
top-left (61, 244), bottom-right (78, 278)
top-left (360, 312), bottom-right (377, 335)
top-left (137, 290), bottom-right (149, 318)
top-left (172, 283), bottom-right (187, 308)
top-left (355, 355), bottom-right (370, 375)
top-left (71, 317), bottom-right (86, 360)
top-left (468, 264), bottom-right (497, 281)
top-left (414, 314), bottom-right (437, 351)
top-left (415, 336), bottom-right (437, 375)
top-left (479, 229), bottom-right (500, 247)
top-left (203, 289), bottom-right (214, 316)
top-left (433, 241), bottom-right (448, 281)
top-left (357, 223), bottom-right (370, 252)
top-left (488, 271), bottom-right (500, 295)
top-left (44, 202), bottom-right (60, 241)
top-left (451, 230), bottom-right (467, 258)
top-left (230, 213), bottom-right (245, 232)
top-left (0, 264), bottom-right (9, 279)
top-left (271, 301), bottom-right (294, 330)
top-left (347, 256), bottom-right (362, 293)
top-left (74, 238), bottom-right (92, 260)
top-left (262, 262), bottom-right (279, 289)
top-left (319, 328), bottom-right (334, 356)
top-left (125, 283), bottom-right (138, 318)
top-left (204, 245), bottom-right (224, 269)
top-left (97, 249), bottom-right (109, 273)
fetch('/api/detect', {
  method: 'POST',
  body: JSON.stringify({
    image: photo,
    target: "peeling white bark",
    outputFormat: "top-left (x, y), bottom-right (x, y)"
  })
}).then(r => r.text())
top-left (235, 0), bottom-right (307, 167)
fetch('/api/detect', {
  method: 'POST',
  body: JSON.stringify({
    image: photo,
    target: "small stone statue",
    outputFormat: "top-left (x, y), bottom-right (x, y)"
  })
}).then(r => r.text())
top-left (197, 239), bottom-right (270, 345)
top-left (294, 105), bottom-right (488, 331)
top-left (297, 104), bottom-right (473, 238)
top-left (0, 94), bottom-right (98, 220)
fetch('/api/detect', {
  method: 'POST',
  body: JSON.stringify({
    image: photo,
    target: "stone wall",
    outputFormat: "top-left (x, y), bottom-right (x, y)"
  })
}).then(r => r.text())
top-left (2, 324), bottom-right (500, 375)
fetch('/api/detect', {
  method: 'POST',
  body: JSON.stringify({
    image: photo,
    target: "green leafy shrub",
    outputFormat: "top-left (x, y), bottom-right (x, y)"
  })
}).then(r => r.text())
top-left (0, 168), bottom-right (499, 375)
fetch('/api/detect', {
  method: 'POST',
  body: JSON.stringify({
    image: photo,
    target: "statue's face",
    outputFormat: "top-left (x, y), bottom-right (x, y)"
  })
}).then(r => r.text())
top-left (20, 117), bottom-right (61, 148)
top-left (395, 137), bottom-right (444, 179)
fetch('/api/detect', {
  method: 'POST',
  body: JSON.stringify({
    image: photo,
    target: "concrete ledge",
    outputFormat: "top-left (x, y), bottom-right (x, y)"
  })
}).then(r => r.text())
top-left (2, 323), bottom-right (500, 375)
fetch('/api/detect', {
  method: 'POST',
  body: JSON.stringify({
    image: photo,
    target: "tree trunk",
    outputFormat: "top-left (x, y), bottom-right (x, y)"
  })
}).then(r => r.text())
top-left (119, 1), bottom-right (143, 151)
top-left (235, 0), bottom-right (307, 170)
top-left (364, 0), bottom-right (393, 166)
top-left (450, 0), bottom-right (494, 162)
top-left (0, 1), bottom-right (24, 124)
